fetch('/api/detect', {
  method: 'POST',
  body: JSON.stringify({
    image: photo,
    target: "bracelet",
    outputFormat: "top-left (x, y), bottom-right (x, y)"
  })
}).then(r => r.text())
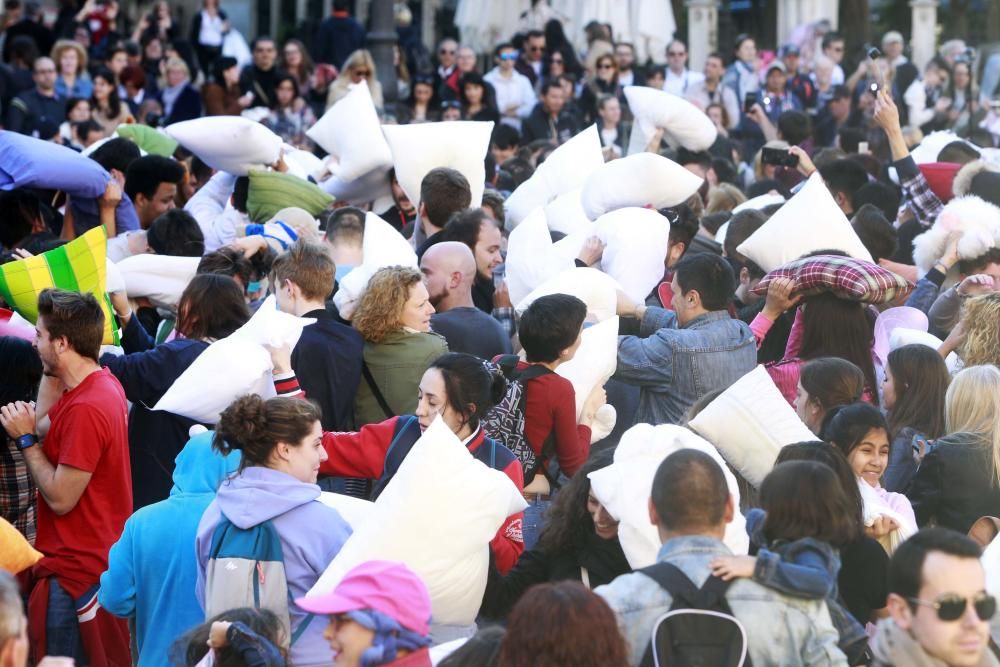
top-left (15, 433), bottom-right (38, 450)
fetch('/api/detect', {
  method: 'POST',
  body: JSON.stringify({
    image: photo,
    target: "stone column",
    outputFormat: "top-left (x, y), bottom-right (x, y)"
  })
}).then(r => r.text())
top-left (910, 0), bottom-right (939, 71)
top-left (421, 0), bottom-right (440, 52)
top-left (686, 0), bottom-right (718, 74)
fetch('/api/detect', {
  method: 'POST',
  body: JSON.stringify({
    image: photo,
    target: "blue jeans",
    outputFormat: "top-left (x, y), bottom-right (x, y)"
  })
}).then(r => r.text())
top-left (46, 579), bottom-right (87, 664)
top-left (522, 496), bottom-right (552, 551)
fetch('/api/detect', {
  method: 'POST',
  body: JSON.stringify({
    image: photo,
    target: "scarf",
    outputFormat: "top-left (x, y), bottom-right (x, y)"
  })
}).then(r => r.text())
top-left (347, 609), bottom-right (431, 667)
top-left (160, 81), bottom-right (186, 117)
top-left (871, 618), bottom-right (999, 667)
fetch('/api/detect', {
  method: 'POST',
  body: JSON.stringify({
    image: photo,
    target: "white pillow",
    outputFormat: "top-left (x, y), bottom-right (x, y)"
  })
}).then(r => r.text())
top-left (912, 195), bottom-right (1000, 274)
top-left (164, 116), bottom-right (283, 176)
top-left (505, 125), bottom-right (604, 228)
top-left (153, 296), bottom-right (314, 423)
top-left (115, 254), bottom-right (200, 309)
top-left (282, 147), bottom-right (326, 182)
top-left (732, 192), bottom-right (785, 214)
top-left (736, 172), bottom-right (873, 273)
top-left (859, 479), bottom-right (916, 555)
top-left (557, 317), bottom-right (619, 442)
top-left (588, 423), bottom-right (748, 569)
top-left (504, 207), bottom-right (574, 307)
top-left (105, 258), bottom-right (124, 294)
top-left (594, 207), bottom-right (671, 304)
top-left (319, 166), bottom-right (393, 205)
top-left (687, 366), bottom-right (815, 488)
top-left (889, 328), bottom-right (961, 374)
top-left (544, 188), bottom-right (592, 236)
top-left (333, 212), bottom-right (418, 320)
top-left (624, 85), bottom-right (717, 154)
top-left (306, 81), bottom-right (393, 182)
top-left (515, 267), bottom-right (620, 323)
top-left (580, 152), bottom-right (703, 220)
top-left (317, 492), bottom-right (375, 530)
top-left (382, 121), bottom-right (493, 212)
top-left (306, 417), bottom-right (526, 625)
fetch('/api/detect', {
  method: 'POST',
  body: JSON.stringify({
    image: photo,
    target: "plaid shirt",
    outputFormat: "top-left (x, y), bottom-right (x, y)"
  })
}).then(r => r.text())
top-left (1, 443), bottom-right (36, 543)
top-left (896, 155), bottom-right (944, 228)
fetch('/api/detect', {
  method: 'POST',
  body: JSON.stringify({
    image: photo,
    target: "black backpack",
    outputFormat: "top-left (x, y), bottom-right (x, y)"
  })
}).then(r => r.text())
top-left (481, 355), bottom-right (556, 485)
top-left (638, 562), bottom-right (752, 667)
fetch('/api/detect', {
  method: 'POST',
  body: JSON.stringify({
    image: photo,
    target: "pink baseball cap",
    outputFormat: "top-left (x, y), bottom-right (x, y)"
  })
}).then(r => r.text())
top-left (296, 561), bottom-right (431, 636)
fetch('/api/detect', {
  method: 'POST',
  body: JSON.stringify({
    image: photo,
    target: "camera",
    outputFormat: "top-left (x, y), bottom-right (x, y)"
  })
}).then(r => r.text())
top-left (761, 147), bottom-right (799, 168)
top-left (743, 92), bottom-right (756, 114)
top-left (867, 46), bottom-right (882, 61)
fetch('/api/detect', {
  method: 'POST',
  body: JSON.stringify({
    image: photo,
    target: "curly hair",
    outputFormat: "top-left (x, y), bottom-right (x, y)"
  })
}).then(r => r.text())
top-left (352, 265), bottom-right (424, 344)
top-left (961, 293), bottom-right (1000, 368)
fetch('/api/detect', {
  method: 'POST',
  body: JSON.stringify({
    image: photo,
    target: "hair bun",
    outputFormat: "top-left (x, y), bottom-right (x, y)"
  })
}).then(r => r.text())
top-left (215, 394), bottom-right (268, 453)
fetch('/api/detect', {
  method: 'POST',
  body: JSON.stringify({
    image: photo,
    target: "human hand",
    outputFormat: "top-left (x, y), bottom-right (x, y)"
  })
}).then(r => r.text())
top-left (913, 438), bottom-right (931, 465)
top-left (577, 236), bottom-right (605, 266)
top-left (939, 236), bottom-right (961, 270)
top-left (265, 343), bottom-right (293, 375)
top-left (230, 235), bottom-right (267, 258)
top-left (99, 180), bottom-right (122, 211)
top-left (207, 621), bottom-right (231, 649)
top-left (645, 127), bottom-right (665, 153)
top-left (581, 384), bottom-right (607, 424)
top-left (934, 97), bottom-right (952, 113)
top-left (272, 155), bottom-right (288, 173)
top-left (1, 401), bottom-right (37, 440)
top-left (873, 89), bottom-right (901, 134)
top-left (11, 248), bottom-right (33, 260)
top-left (746, 103), bottom-right (766, 125)
top-left (865, 515), bottom-right (899, 540)
top-left (109, 290), bottom-right (131, 319)
top-left (710, 555), bottom-right (756, 581)
top-left (788, 145), bottom-right (815, 177)
top-left (493, 280), bottom-right (512, 308)
top-left (238, 92), bottom-right (254, 108)
top-left (762, 277), bottom-right (800, 320)
top-left (939, 318), bottom-right (966, 359)
top-left (615, 289), bottom-right (641, 318)
top-left (957, 274), bottom-right (998, 297)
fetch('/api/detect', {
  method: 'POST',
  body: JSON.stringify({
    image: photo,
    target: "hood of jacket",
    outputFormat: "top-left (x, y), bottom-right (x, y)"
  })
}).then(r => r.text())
top-left (170, 430), bottom-right (242, 497)
top-left (215, 465), bottom-right (321, 529)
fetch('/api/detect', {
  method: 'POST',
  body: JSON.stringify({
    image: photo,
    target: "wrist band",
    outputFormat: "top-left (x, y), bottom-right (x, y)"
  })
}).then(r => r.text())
top-left (16, 434), bottom-right (38, 450)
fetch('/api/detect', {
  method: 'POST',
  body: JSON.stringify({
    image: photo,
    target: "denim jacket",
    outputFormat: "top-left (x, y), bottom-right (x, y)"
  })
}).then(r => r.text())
top-left (614, 308), bottom-right (757, 425)
top-left (595, 535), bottom-right (847, 667)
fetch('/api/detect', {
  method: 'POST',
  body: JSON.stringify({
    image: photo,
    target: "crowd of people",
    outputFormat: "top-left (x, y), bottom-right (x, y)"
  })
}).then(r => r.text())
top-left (1, 0), bottom-right (1000, 666)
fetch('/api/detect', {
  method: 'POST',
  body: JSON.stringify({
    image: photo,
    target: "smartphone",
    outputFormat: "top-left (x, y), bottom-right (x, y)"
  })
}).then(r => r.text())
top-left (858, 141), bottom-right (870, 155)
top-left (761, 147), bottom-right (799, 168)
top-left (867, 47), bottom-right (887, 94)
top-left (744, 92), bottom-right (757, 114)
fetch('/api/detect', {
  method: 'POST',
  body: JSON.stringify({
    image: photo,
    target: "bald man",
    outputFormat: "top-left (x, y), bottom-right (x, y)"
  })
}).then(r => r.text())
top-left (421, 241), bottom-right (512, 359)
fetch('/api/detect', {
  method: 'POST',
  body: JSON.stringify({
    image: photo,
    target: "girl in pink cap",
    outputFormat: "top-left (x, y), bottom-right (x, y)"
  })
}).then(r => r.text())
top-left (296, 560), bottom-right (433, 667)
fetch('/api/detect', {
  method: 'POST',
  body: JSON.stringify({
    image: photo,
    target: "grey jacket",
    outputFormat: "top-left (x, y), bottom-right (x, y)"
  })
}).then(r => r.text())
top-left (596, 535), bottom-right (848, 667)
top-left (614, 308), bottom-right (757, 426)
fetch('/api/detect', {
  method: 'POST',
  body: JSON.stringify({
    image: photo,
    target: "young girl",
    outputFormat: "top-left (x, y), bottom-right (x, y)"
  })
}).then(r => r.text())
top-left (711, 460), bottom-right (869, 664)
top-left (172, 607), bottom-right (286, 666)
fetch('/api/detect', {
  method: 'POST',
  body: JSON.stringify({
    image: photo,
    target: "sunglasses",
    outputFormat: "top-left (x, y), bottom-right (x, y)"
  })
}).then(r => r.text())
top-left (909, 593), bottom-right (997, 622)
top-left (499, 52), bottom-right (518, 61)
top-left (353, 70), bottom-right (370, 77)
top-left (439, 49), bottom-right (455, 55)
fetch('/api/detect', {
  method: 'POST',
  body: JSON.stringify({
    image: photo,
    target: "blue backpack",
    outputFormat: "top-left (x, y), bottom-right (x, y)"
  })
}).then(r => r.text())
top-left (204, 516), bottom-right (314, 647)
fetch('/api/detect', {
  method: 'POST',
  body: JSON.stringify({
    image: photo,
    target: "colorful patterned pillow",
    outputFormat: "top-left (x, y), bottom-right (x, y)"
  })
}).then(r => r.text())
top-left (752, 254), bottom-right (913, 305)
top-left (0, 226), bottom-right (119, 343)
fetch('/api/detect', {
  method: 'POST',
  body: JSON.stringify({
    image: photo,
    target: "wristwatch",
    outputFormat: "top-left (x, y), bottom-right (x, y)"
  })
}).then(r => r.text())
top-left (15, 434), bottom-right (38, 450)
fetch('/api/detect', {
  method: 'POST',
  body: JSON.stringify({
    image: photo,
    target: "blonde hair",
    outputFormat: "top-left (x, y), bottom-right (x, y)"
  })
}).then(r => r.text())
top-left (326, 49), bottom-right (383, 109)
top-left (945, 364), bottom-right (1000, 486)
top-left (353, 266), bottom-right (423, 344)
top-left (51, 39), bottom-right (88, 77)
top-left (961, 293), bottom-right (1000, 367)
top-left (164, 56), bottom-right (190, 80)
top-left (706, 183), bottom-right (747, 214)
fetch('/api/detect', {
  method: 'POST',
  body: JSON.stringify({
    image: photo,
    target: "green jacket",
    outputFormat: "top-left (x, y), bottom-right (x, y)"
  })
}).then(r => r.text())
top-left (354, 329), bottom-right (449, 427)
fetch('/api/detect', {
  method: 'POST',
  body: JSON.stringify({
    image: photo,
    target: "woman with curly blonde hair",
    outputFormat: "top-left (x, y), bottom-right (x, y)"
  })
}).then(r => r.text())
top-left (960, 292), bottom-right (1000, 368)
top-left (352, 266), bottom-right (447, 426)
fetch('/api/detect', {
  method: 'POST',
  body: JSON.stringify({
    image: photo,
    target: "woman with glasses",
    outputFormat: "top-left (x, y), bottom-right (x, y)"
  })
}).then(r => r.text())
top-left (325, 49), bottom-right (383, 111)
top-left (579, 52), bottom-right (620, 121)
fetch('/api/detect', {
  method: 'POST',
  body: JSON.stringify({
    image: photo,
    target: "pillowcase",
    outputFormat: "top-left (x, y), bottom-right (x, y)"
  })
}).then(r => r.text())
top-left (153, 295), bottom-right (315, 423)
top-left (580, 152), bottom-right (703, 221)
top-left (588, 423), bottom-right (748, 569)
top-left (306, 80), bottom-right (394, 182)
top-left (544, 188), bottom-right (592, 236)
top-left (556, 317), bottom-right (619, 442)
top-left (505, 125), bottom-right (604, 228)
top-left (751, 254), bottom-right (913, 305)
top-left (164, 116), bottom-right (283, 175)
top-left (873, 306), bottom-right (930, 368)
top-left (732, 192), bottom-right (785, 214)
top-left (115, 124), bottom-right (178, 157)
top-left (318, 166), bottom-right (393, 205)
top-left (687, 365), bottom-right (816, 487)
top-left (912, 195), bottom-right (1000, 275)
top-left (382, 121), bottom-right (493, 212)
top-left (735, 173), bottom-right (873, 273)
top-left (504, 207), bottom-right (574, 307)
top-left (306, 417), bottom-right (526, 625)
top-left (318, 492), bottom-right (375, 530)
top-left (246, 169), bottom-right (334, 223)
top-left (115, 254), bottom-right (200, 308)
top-left (333, 212), bottom-right (418, 320)
top-left (282, 147), bottom-right (326, 182)
top-left (0, 517), bottom-right (42, 574)
top-left (594, 207), bottom-right (671, 304)
top-left (0, 226), bottom-right (118, 344)
top-left (515, 267), bottom-right (620, 323)
top-left (0, 130), bottom-right (139, 233)
top-left (624, 85), bottom-right (717, 154)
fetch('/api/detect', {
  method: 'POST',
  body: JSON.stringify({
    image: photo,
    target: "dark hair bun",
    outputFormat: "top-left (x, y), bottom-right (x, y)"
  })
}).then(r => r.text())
top-left (214, 394), bottom-right (268, 455)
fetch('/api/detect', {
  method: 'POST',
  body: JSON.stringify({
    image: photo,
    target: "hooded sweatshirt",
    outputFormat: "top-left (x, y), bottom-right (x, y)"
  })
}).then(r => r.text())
top-left (195, 466), bottom-right (352, 667)
top-left (99, 431), bottom-right (241, 667)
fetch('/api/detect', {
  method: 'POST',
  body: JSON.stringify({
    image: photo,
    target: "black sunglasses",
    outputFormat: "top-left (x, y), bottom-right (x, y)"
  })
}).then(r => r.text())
top-left (908, 593), bottom-right (997, 622)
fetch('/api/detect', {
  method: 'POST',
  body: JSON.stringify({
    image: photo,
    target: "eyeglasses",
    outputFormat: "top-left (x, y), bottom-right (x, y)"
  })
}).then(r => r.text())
top-left (908, 593), bottom-right (997, 622)
top-left (499, 52), bottom-right (518, 61)
top-left (353, 70), bottom-right (370, 77)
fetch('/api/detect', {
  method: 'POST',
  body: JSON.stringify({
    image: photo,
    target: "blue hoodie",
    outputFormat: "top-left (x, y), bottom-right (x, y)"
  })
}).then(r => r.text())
top-left (195, 466), bottom-right (352, 667)
top-left (98, 431), bottom-right (241, 667)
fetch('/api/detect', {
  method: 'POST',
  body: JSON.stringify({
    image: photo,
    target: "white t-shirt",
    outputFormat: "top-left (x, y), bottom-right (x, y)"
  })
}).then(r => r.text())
top-left (198, 10), bottom-right (226, 47)
top-left (663, 68), bottom-right (705, 97)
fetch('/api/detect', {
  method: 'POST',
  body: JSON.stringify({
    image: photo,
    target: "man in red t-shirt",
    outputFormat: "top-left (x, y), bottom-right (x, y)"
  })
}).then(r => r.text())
top-left (0, 289), bottom-right (131, 664)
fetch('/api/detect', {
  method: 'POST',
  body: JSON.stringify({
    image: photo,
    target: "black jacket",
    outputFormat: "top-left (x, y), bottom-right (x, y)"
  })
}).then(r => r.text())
top-left (293, 309), bottom-right (364, 431)
top-left (520, 103), bottom-right (580, 145)
top-left (908, 432), bottom-right (1000, 534)
top-left (6, 88), bottom-right (63, 138)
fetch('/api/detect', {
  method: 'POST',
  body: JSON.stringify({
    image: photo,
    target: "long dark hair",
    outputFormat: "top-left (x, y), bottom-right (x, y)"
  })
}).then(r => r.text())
top-left (176, 274), bottom-right (250, 341)
top-left (170, 607), bottom-right (288, 666)
top-left (428, 353), bottom-right (506, 432)
top-left (775, 441), bottom-right (865, 537)
top-left (798, 292), bottom-right (879, 405)
top-left (91, 66), bottom-right (123, 118)
top-left (537, 450), bottom-right (614, 555)
top-left (759, 460), bottom-right (860, 547)
top-left (0, 337), bottom-right (42, 406)
top-left (821, 402), bottom-right (889, 461)
top-left (799, 357), bottom-right (865, 413)
top-left (886, 344), bottom-right (949, 439)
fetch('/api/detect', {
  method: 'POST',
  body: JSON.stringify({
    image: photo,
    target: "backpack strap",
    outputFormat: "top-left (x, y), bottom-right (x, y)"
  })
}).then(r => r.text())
top-left (362, 362), bottom-right (394, 419)
top-left (291, 612), bottom-right (315, 646)
top-left (509, 361), bottom-right (560, 486)
top-left (638, 561), bottom-right (704, 608)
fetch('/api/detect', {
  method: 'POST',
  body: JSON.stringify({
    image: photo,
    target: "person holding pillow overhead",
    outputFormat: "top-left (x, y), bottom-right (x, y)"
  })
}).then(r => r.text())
top-left (270, 351), bottom-right (525, 575)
